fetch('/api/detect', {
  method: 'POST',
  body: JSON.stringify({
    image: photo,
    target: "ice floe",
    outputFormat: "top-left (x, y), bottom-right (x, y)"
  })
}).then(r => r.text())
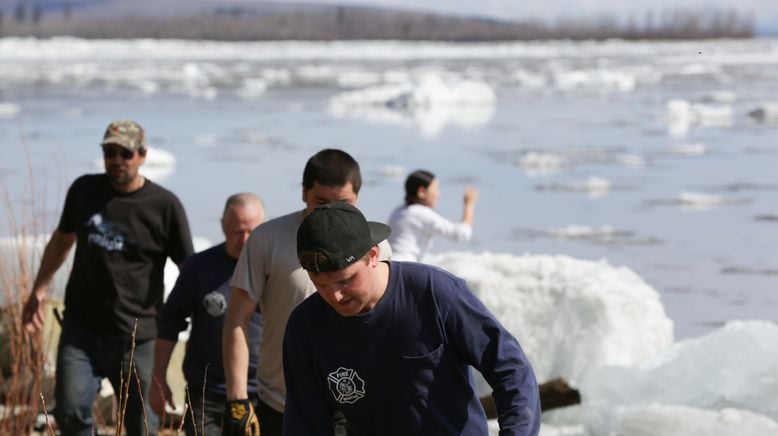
top-left (665, 99), bottom-right (733, 131)
top-left (701, 90), bottom-right (737, 103)
top-left (0, 102), bottom-right (21, 119)
top-left (328, 75), bottom-right (496, 136)
top-left (377, 165), bottom-right (405, 180)
top-left (666, 142), bottom-right (707, 156)
top-left (678, 191), bottom-right (745, 209)
top-left (517, 152), bottom-right (570, 176)
top-left (544, 225), bottom-right (658, 245)
top-left (535, 176), bottom-right (611, 196)
top-left (552, 69), bottom-right (637, 92)
top-left (748, 102), bottom-right (778, 122)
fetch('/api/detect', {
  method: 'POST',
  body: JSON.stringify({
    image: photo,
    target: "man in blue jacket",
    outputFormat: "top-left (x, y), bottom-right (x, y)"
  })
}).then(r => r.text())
top-left (283, 202), bottom-right (540, 436)
top-left (152, 193), bottom-right (265, 435)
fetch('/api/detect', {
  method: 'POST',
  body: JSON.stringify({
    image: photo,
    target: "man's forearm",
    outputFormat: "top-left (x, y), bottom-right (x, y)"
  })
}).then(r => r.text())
top-left (223, 323), bottom-right (250, 400)
top-left (32, 230), bottom-right (75, 295)
top-left (153, 338), bottom-right (177, 381)
top-left (222, 287), bottom-right (255, 400)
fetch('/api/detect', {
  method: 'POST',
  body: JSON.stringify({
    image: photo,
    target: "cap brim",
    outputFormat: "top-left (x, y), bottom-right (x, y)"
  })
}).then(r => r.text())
top-left (101, 137), bottom-right (134, 149)
top-left (368, 222), bottom-right (391, 246)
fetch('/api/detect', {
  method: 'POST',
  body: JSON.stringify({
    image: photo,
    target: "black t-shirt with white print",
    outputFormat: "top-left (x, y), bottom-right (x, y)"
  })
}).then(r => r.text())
top-left (58, 174), bottom-right (194, 341)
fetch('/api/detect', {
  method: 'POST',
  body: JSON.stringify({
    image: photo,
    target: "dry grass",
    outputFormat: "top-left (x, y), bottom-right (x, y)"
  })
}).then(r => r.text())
top-left (0, 125), bottom-right (56, 434)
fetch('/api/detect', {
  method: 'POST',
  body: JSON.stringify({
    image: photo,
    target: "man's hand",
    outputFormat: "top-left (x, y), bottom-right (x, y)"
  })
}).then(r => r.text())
top-left (22, 292), bottom-right (47, 333)
top-left (150, 375), bottom-right (174, 417)
top-left (222, 399), bottom-right (260, 436)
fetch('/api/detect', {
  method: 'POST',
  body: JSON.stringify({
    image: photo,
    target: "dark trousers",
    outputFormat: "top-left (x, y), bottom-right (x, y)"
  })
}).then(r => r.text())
top-left (256, 398), bottom-right (284, 436)
top-left (54, 318), bottom-right (159, 436)
top-left (261, 398), bottom-right (347, 436)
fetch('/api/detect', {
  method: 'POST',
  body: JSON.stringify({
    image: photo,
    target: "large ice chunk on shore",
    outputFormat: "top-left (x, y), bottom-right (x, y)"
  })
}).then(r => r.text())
top-left (619, 404), bottom-right (778, 436)
top-left (579, 320), bottom-right (778, 434)
top-left (428, 252), bottom-right (674, 383)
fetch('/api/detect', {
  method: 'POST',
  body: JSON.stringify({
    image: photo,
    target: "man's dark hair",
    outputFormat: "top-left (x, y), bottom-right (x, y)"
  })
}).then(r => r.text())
top-left (302, 149), bottom-right (362, 194)
top-left (404, 169), bottom-right (435, 206)
top-left (298, 250), bottom-right (337, 273)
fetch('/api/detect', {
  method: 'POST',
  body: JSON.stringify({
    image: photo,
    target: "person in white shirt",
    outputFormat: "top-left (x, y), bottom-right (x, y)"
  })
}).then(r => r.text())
top-left (388, 170), bottom-right (478, 262)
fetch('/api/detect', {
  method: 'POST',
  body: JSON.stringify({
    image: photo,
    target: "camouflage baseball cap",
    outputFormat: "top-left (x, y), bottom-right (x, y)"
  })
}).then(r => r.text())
top-left (100, 120), bottom-right (146, 151)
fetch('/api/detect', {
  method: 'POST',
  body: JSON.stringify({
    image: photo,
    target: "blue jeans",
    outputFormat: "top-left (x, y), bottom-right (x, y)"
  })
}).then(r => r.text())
top-left (54, 317), bottom-right (159, 436)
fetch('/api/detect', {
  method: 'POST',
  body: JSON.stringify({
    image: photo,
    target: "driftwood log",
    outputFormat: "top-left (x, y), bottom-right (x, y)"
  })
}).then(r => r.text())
top-left (480, 377), bottom-right (581, 418)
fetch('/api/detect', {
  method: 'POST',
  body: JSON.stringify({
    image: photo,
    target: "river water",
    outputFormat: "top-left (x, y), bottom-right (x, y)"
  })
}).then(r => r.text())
top-left (1, 37), bottom-right (777, 342)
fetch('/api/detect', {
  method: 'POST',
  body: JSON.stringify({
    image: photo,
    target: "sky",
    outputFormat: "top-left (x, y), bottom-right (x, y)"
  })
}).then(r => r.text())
top-left (295, 0), bottom-right (778, 34)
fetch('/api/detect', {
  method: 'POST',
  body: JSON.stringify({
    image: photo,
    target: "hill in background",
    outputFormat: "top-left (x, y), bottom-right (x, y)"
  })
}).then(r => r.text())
top-left (0, 0), bottom-right (755, 40)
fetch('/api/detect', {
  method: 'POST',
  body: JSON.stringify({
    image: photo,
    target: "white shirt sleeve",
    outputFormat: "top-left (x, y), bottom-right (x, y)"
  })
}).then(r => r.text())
top-left (417, 206), bottom-right (473, 242)
top-left (388, 204), bottom-right (472, 262)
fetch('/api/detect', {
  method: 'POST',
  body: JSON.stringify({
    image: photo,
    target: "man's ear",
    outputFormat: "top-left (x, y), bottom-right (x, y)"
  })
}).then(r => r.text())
top-left (368, 246), bottom-right (380, 266)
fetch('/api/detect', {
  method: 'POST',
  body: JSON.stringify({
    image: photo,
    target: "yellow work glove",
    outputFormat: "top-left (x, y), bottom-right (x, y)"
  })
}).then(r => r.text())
top-left (222, 399), bottom-right (260, 436)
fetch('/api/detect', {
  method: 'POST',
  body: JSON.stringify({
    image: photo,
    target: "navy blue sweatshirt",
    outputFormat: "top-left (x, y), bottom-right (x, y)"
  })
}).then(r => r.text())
top-left (158, 243), bottom-right (262, 397)
top-left (283, 261), bottom-right (540, 436)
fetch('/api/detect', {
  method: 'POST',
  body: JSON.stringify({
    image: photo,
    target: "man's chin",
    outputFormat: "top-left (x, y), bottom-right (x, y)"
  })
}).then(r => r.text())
top-left (331, 301), bottom-right (360, 317)
top-left (107, 174), bottom-right (130, 186)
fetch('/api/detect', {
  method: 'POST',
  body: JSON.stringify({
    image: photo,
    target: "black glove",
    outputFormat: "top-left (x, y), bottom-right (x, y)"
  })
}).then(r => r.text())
top-left (222, 399), bottom-right (260, 436)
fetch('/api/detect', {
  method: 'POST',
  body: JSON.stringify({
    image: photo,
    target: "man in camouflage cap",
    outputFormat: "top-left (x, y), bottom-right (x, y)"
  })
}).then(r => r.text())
top-left (23, 119), bottom-right (194, 436)
top-left (102, 119), bottom-right (147, 151)
top-left (100, 120), bottom-right (148, 189)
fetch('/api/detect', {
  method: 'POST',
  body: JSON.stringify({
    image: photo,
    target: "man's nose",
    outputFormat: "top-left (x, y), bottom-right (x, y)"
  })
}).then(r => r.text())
top-left (320, 284), bottom-right (345, 299)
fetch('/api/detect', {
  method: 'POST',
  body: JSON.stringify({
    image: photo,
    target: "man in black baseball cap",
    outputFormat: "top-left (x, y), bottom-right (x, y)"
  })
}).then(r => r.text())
top-left (295, 202), bottom-right (391, 316)
top-left (283, 202), bottom-right (541, 435)
top-left (297, 202), bottom-right (390, 272)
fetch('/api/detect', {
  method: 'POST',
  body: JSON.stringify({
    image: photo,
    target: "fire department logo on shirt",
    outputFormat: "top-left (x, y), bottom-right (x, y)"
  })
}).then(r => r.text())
top-left (327, 367), bottom-right (365, 404)
top-left (203, 290), bottom-right (227, 317)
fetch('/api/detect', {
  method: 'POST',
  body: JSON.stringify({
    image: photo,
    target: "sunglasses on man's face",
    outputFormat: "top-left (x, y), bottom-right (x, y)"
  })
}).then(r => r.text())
top-left (102, 147), bottom-right (136, 160)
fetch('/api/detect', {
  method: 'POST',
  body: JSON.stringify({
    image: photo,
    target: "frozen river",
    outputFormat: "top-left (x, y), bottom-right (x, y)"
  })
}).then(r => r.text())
top-left (1, 36), bottom-right (777, 435)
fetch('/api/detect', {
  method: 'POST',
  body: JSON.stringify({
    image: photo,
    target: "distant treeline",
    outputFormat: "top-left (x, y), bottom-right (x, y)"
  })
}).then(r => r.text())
top-left (0, 4), bottom-right (755, 41)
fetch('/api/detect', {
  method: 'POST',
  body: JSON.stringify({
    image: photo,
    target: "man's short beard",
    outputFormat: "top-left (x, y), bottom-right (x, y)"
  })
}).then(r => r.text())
top-left (108, 170), bottom-right (136, 187)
